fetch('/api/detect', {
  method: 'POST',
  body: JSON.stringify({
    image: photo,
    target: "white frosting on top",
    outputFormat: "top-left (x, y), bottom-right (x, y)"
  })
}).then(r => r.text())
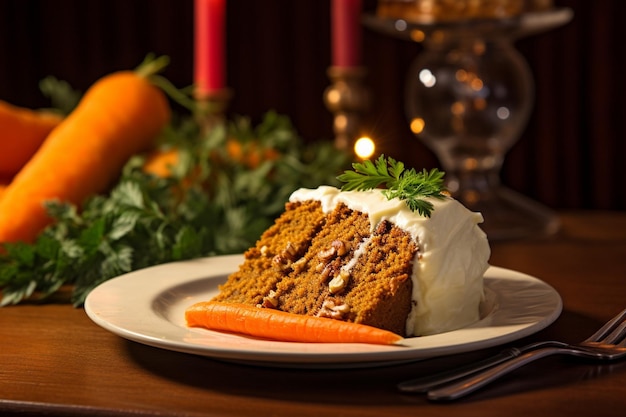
top-left (289, 186), bottom-right (490, 336)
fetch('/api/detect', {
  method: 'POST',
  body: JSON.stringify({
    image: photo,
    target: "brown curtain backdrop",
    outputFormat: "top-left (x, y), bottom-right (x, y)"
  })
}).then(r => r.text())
top-left (0, 0), bottom-right (624, 210)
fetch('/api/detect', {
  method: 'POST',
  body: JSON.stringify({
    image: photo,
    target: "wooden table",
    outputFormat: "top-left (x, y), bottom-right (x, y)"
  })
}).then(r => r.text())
top-left (2, 211), bottom-right (626, 417)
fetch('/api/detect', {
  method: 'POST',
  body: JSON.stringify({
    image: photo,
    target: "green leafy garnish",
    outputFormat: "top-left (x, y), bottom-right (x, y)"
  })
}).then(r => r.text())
top-left (337, 155), bottom-right (447, 217)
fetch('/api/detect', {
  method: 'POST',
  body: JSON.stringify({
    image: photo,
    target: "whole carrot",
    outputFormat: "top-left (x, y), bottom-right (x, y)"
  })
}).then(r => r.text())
top-left (185, 301), bottom-right (403, 345)
top-left (0, 101), bottom-right (62, 177)
top-left (0, 67), bottom-right (170, 244)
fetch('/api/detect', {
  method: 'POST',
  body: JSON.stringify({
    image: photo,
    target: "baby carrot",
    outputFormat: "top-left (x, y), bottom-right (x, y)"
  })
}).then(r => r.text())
top-left (0, 70), bottom-right (170, 244)
top-left (185, 301), bottom-right (403, 345)
top-left (0, 101), bottom-right (62, 177)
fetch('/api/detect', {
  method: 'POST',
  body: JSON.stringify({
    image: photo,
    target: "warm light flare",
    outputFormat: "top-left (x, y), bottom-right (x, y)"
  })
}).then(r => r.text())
top-left (410, 29), bottom-right (425, 42)
top-left (354, 136), bottom-right (375, 159)
top-left (410, 118), bottom-right (425, 134)
top-left (470, 78), bottom-right (484, 91)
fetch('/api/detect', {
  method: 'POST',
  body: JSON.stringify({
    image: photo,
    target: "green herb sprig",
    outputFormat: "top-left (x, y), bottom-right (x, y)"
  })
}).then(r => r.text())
top-left (337, 155), bottom-right (447, 217)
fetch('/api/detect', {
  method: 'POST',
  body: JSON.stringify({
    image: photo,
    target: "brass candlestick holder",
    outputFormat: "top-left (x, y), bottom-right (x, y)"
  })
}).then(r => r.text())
top-left (324, 66), bottom-right (370, 151)
top-left (194, 88), bottom-right (232, 132)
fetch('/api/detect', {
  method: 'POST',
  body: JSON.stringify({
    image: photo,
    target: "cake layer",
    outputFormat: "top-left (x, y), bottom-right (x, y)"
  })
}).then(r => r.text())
top-left (212, 200), bottom-right (327, 306)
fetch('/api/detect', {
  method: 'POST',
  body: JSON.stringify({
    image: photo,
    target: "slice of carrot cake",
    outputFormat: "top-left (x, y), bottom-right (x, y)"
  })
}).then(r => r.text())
top-left (211, 156), bottom-right (490, 337)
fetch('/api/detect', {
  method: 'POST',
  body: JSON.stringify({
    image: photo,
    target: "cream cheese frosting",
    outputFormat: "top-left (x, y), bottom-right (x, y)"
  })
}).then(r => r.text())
top-left (290, 186), bottom-right (490, 337)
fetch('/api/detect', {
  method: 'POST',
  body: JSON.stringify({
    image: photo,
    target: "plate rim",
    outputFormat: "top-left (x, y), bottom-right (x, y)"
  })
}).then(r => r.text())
top-left (85, 254), bottom-right (562, 368)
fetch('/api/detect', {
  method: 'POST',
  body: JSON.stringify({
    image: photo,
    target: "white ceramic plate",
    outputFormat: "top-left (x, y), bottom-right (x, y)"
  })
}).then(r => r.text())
top-left (85, 254), bottom-right (562, 368)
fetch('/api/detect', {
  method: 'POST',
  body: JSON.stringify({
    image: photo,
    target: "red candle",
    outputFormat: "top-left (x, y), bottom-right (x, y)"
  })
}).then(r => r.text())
top-left (194, 0), bottom-right (226, 96)
top-left (331, 0), bottom-right (362, 68)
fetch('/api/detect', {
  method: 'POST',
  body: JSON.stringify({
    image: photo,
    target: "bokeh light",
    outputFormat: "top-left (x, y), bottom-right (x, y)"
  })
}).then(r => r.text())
top-left (354, 136), bottom-right (375, 159)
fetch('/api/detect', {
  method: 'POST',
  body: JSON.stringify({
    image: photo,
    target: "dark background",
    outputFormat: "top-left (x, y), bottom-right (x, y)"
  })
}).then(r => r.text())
top-left (0, 0), bottom-right (624, 211)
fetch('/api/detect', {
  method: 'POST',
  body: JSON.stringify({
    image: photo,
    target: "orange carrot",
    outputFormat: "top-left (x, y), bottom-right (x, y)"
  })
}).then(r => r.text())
top-left (0, 101), bottom-right (62, 177)
top-left (0, 182), bottom-right (7, 202)
top-left (142, 147), bottom-right (180, 177)
top-left (185, 301), bottom-right (403, 345)
top-left (0, 70), bottom-right (170, 244)
top-left (226, 138), bottom-right (279, 169)
top-left (142, 139), bottom-right (281, 180)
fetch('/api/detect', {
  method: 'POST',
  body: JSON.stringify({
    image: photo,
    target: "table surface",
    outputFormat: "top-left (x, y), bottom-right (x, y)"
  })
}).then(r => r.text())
top-left (2, 211), bottom-right (626, 417)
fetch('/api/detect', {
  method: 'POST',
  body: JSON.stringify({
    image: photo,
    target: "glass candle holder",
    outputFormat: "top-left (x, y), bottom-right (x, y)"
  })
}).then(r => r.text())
top-left (364, 8), bottom-right (572, 240)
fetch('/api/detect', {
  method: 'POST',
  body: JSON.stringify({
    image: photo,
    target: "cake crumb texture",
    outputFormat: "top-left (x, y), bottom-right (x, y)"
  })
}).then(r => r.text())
top-left (273, 203), bottom-right (372, 317)
top-left (212, 200), bottom-right (326, 306)
top-left (342, 220), bottom-right (416, 335)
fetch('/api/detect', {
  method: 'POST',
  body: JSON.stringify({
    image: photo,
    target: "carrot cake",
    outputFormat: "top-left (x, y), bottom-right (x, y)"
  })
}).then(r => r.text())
top-left (212, 159), bottom-right (490, 337)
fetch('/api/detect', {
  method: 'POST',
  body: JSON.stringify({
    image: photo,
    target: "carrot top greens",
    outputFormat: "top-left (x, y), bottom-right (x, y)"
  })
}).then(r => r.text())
top-left (337, 155), bottom-right (447, 217)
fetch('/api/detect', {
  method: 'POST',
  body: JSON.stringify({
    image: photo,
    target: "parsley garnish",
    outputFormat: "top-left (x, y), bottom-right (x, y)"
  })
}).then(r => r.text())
top-left (337, 155), bottom-right (447, 217)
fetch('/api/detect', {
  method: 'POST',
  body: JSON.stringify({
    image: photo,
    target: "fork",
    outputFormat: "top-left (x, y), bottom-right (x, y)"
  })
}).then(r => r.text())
top-left (398, 307), bottom-right (626, 397)
top-left (427, 308), bottom-right (626, 401)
